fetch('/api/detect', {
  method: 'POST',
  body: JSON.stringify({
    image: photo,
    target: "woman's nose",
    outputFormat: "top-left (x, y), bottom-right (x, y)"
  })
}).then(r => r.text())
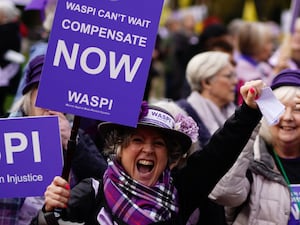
top-left (142, 143), bottom-right (154, 153)
top-left (281, 107), bottom-right (293, 121)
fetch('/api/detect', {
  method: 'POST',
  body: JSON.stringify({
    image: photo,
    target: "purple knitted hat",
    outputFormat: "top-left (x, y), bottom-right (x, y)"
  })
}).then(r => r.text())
top-left (22, 54), bottom-right (45, 94)
top-left (271, 69), bottom-right (300, 90)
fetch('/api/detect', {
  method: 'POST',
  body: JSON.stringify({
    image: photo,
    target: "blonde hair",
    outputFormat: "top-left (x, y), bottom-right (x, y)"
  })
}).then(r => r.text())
top-left (9, 88), bottom-right (35, 115)
top-left (238, 21), bottom-right (270, 56)
top-left (186, 51), bottom-right (230, 92)
top-left (0, 1), bottom-right (20, 24)
top-left (259, 86), bottom-right (300, 143)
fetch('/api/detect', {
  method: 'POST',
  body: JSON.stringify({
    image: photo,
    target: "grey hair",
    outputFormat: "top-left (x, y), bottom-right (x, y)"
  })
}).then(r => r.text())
top-left (151, 99), bottom-right (200, 168)
top-left (259, 86), bottom-right (300, 144)
top-left (227, 18), bottom-right (244, 36)
top-left (0, 1), bottom-right (20, 24)
top-left (9, 88), bottom-right (34, 115)
top-left (186, 51), bottom-right (230, 92)
top-left (238, 21), bottom-right (270, 56)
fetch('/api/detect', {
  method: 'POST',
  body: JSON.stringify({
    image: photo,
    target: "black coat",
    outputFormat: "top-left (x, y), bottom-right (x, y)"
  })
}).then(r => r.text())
top-left (0, 22), bottom-right (21, 67)
top-left (175, 103), bottom-right (261, 224)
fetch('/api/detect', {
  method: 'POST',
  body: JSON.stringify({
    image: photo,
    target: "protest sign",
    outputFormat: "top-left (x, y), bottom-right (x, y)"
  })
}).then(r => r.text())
top-left (0, 116), bottom-right (63, 198)
top-left (36, 0), bottom-right (164, 127)
top-left (290, 0), bottom-right (300, 33)
top-left (290, 184), bottom-right (300, 222)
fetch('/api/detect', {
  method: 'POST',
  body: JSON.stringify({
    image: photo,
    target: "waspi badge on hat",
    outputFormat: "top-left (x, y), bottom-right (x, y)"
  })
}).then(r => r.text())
top-left (99, 102), bottom-right (199, 154)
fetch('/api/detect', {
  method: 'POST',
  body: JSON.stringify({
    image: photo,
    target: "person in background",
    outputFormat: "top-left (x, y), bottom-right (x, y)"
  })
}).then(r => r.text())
top-left (196, 22), bottom-right (236, 67)
top-left (210, 69), bottom-right (300, 225)
top-left (179, 23), bottom-right (236, 98)
top-left (0, 0), bottom-right (23, 117)
top-left (197, 23), bottom-right (233, 54)
top-left (0, 54), bottom-right (71, 225)
top-left (0, 54), bottom-right (107, 224)
top-left (163, 13), bottom-right (199, 100)
top-left (175, 50), bottom-right (237, 225)
top-left (178, 51), bottom-right (237, 148)
top-left (12, 0), bottom-right (57, 106)
top-left (235, 21), bottom-right (274, 105)
top-left (227, 18), bottom-right (245, 61)
top-left (269, 17), bottom-right (300, 74)
top-left (143, 35), bottom-right (162, 101)
top-left (31, 79), bottom-right (264, 224)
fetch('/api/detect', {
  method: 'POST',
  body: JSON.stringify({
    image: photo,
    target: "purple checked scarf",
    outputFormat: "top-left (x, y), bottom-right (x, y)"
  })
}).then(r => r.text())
top-left (102, 160), bottom-right (179, 225)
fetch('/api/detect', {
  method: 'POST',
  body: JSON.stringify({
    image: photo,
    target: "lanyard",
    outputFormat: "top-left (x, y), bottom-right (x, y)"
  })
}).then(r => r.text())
top-left (273, 149), bottom-right (300, 217)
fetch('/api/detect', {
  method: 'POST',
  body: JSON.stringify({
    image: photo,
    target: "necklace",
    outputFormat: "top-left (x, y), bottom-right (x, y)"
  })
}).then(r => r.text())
top-left (273, 149), bottom-right (300, 222)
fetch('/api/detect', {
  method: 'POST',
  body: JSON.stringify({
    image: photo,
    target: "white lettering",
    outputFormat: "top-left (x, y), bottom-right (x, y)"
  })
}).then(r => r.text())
top-left (79, 94), bottom-right (89, 105)
top-left (61, 19), bottom-right (147, 47)
top-left (6, 173), bottom-right (43, 184)
top-left (127, 16), bottom-right (151, 28)
top-left (66, 1), bottom-right (96, 15)
top-left (291, 203), bottom-right (300, 220)
top-left (4, 132), bottom-right (27, 164)
top-left (68, 90), bottom-right (82, 102)
top-left (53, 40), bottom-right (143, 82)
top-left (109, 52), bottom-right (142, 82)
top-left (32, 131), bottom-right (41, 162)
top-left (80, 47), bottom-right (106, 75)
top-left (4, 132), bottom-right (41, 164)
top-left (68, 90), bottom-right (113, 110)
top-left (97, 9), bottom-right (127, 22)
top-left (53, 40), bottom-right (79, 70)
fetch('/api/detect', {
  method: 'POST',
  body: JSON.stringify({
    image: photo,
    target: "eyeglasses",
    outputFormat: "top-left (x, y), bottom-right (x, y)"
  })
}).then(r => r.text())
top-left (206, 71), bottom-right (237, 84)
top-left (220, 72), bottom-right (237, 80)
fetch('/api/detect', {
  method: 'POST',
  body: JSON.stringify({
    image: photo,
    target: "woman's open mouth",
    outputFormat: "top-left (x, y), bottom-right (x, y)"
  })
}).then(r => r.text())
top-left (137, 159), bottom-right (154, 173)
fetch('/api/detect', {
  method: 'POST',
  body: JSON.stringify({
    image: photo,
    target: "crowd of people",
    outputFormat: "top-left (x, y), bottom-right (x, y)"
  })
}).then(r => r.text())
top-left (2, 0), bottom-right (300, 225)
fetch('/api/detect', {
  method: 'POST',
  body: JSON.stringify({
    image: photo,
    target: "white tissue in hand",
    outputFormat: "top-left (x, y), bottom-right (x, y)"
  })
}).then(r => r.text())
top-left (255, 87), bottom-right (285, 125)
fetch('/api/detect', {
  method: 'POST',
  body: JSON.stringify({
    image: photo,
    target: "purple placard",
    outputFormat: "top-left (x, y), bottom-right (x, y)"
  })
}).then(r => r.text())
top-left (289, 184), bottom-right (300, 223)
top-left (0, 116), bottom-right (63, 198)
top-left (36, 0), bottom-right (164, 127)
top-left (290, 0), bottom-right (300, 33)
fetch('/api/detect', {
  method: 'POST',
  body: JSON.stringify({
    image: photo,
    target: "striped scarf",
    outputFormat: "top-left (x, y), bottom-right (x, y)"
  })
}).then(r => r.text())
top-left (103, 160), bottom-right (178, 225)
